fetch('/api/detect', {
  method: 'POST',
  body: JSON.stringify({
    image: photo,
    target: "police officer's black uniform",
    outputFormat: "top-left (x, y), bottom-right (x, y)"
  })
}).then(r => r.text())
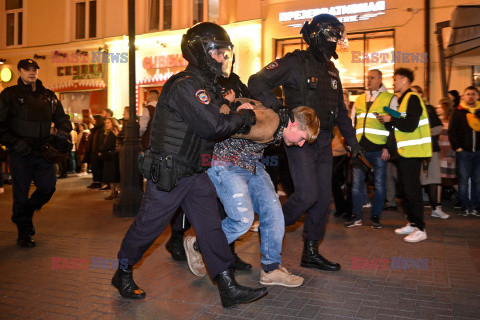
top-left (248, 14), bottom-right (360, 271)
top-left (112, 22), bottom-right (266, 308)
top-left (0, 59), bottom-right (72, 248)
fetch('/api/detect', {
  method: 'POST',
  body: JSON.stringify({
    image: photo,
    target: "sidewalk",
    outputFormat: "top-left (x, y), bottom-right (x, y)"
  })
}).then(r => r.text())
top-left (0, 175), bottom-right (479, 320)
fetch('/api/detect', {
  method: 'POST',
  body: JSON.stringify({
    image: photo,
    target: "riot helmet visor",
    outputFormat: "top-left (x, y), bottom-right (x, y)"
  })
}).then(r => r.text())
top-left (208, 47), bottom-right (234, 78)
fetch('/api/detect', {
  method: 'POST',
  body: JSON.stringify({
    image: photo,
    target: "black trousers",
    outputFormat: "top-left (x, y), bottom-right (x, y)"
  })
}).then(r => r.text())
top-left (170, 198), bottom-right (226, 233)
top-left (396, 157), bottom-right (425, 230)
top-left (9, 151), bottom-right (56, 225)
top-left (283, 131), bottom-right (333, 241)
top-left (332, 154), bottom-right (352, 215)
top-left (118, 173), bottom-right (233, 278)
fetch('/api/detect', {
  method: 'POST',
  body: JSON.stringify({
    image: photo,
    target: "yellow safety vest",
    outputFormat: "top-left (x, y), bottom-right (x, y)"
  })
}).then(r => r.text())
top-left (355, 92), bottom-right (393, 145)
top-left (394, 92), bottom-right (432, 158)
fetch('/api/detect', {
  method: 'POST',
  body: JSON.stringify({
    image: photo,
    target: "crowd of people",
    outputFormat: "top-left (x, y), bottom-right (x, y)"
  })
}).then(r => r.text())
top-left (1, 13), bottom-right (480, 310)
top-left (332, 79), bottom-right (480, 236)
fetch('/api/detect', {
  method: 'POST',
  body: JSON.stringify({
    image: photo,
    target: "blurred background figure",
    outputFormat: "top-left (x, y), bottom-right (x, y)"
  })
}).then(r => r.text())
top-left (412, 86), bottom-right (449, 219)
top-left (85, 115), bottom-right (105, 189)
top-left (99, 117), bottom-right (121, 200)
top-left (76, 123), bottom-right (90, 176)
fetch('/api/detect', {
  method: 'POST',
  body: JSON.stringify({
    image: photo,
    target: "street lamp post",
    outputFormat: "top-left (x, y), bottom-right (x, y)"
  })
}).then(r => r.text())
top-left (113, 0), bottom-right (143, 217)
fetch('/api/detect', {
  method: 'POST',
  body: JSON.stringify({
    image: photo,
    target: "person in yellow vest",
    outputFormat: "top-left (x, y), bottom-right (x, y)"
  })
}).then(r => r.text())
top-left (345, 69), bottom-right (398, 229)
top-left (448, 86), bottom-right (480, 217)
top-left (378, 68), bottom-right (432, 243)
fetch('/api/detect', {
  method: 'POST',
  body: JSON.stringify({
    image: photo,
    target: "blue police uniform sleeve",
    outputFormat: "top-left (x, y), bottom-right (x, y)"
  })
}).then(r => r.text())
top-left (335, 81), bottom-right (358, 147)
top-left (168, 78), bottom-right (245, 140)
top-left (248, 55), bottom-right (299, 109)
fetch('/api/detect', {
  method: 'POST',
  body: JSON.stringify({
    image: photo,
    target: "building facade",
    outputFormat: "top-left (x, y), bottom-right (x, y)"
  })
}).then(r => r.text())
top-left (0, 0), bottom-right (478, 120)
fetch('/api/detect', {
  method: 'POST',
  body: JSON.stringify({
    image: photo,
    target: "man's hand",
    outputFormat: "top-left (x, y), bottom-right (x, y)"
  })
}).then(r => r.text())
top-left (456, 148), bottom-right (463, 152)
top-left (350, 144), bottom-right (364, 158)
top-left (381, 148), bottom-right (390, 161)
top-left (13, 140), bottom-right (32, 156)
top-left (377, 114), bottom-right (392, 124)
top-left (235, 109), bottom-right (256, 134)
top-left (236, 103), bottom-right (254, 111)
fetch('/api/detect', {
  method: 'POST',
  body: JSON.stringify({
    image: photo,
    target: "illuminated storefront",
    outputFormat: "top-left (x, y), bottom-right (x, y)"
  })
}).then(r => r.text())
top-left (49, 50), bottom-right (108, 123)
top-left (107, 20), bottom-right (262, 113)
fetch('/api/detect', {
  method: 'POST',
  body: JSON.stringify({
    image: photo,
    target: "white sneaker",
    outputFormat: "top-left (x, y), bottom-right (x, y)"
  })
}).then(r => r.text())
top-left (362, 202), bottom-right (372, 208)
top-left (394, 223), bottom-right (415, 235)
top-left (471, 208), bottom-right (480, 217)
top-left (76, 172), bottom-right (88, 177)
top-left (403, 228), bottom-right (427, 243)
top-left (431, 207), bottom-right (450, 219)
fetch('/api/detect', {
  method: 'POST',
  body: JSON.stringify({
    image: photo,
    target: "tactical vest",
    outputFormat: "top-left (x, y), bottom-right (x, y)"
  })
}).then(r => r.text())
top-left (355, 92), bottom-right (393, 145)
top-left (9, 87), bottom-right (56, 140)
top-left (149, 71), bottom-right (217, 176)
top-left (394, 92), bottom-right (432, 158)
top-left (283, 50), bottom-right (339, 130)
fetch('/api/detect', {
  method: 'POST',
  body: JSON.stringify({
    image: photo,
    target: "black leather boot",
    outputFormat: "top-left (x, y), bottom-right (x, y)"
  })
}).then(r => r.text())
top-left (17, 222), bottom-right (36, 248)
top-left (166, 231), bottom-right (186, 261)
top-left (301, 240), bottom-right (341, 271)
top-left (111, 265), bottom-right (146, 299)
top-left (230, 242), bottom-right (252, 272)
top-left (215, 268), bottom-right (267, 308)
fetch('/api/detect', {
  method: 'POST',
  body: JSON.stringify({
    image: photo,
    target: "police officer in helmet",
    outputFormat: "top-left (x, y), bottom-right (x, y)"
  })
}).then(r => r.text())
top-left (249, 14), bottom-right (361, 271)
top-left (0, 59), bottom-right (72, 248)
top-left (112, 22), bottom-right (266, 308)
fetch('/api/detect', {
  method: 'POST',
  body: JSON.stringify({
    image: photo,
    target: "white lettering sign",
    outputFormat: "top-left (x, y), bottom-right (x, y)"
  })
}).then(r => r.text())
top-left (279, 1), bottom-right (386, 23)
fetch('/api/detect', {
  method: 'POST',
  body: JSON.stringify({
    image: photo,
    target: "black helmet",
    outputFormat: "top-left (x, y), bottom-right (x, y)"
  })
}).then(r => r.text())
top-left (181, 22), bottom-right (234, 79)
top-left (41, 133), bottom-right (73, 164)
top-left (300, 14), bottom-right (346, 61)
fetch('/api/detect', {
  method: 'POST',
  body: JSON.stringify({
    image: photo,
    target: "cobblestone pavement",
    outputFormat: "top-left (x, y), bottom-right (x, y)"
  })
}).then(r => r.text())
top-left (0, 175), bottom-right (480, 320)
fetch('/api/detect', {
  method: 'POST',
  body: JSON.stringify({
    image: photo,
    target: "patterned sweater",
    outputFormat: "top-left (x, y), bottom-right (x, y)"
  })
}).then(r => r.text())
top-left (212, 126), bottom-right (284, 173)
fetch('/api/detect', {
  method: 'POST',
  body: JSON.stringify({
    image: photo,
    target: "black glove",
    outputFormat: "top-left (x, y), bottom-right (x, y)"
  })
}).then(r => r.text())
top-left (350, 144), bottom-right (364, 158)
top-left (235, 109), bottom-right (257, 135)
top-left (273, 105), bottom-right (295, 123)
top-left (13, 140), bottom-right (32, 156)
top-left (57, 130), bottom-right (71, 142)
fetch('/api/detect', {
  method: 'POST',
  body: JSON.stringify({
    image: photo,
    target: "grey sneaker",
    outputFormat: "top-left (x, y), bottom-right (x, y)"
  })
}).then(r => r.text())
top-left (260, 265), bottom-right (304, 287)
top-left (184, 236), bottom-right (206, 277)
top-left (471, 208), bottom-right (480, 217)
top-left (460, 207), bottom-right (469, 217)
top-left (345, 219), bottom-right (362, 228)
top-left (431, 207), bottom-right (450, 219)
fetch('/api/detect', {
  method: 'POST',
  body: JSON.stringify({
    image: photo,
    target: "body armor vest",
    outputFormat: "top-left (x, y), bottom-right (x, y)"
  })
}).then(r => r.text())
top-left (149, 71), bottom-right (218, 176)
top-left (283, 50), bottom-right (339, 130)
top-left (9, 87), bottom-right (56, 140)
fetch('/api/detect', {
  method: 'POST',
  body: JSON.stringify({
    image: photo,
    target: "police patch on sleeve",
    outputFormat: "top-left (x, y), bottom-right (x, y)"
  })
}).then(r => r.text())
top-left (195, 89), bottom-right (211, 104)
top-left (331, 78), bottom-right (338, 90)
top-left (265, 61), bottom-right (279, 70)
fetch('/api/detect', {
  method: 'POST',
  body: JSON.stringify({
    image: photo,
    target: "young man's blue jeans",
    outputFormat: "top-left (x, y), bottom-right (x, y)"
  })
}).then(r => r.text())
top-left (456, 150), bottom-right (480, 209)
top-left (207, 161), bottom-right (284, 271)
top-left (352, 150), bottom-right (387, 220)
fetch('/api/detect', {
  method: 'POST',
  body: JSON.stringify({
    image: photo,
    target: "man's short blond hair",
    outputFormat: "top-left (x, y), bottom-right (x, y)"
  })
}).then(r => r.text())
top-left (292, 107), bottom-right (320, 143)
